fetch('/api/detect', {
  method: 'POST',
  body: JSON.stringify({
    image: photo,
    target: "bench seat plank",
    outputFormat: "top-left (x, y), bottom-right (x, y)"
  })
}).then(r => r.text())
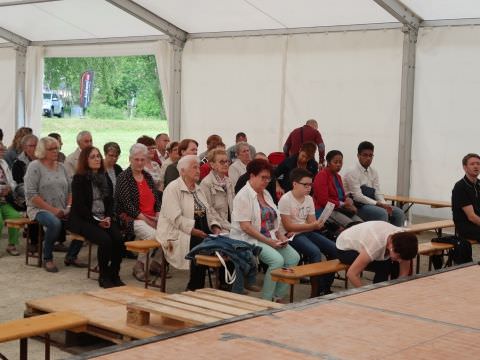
top-left (194, 254), bottom-right (222, 268)
top-left (406, 220), bottom-right (454, 233)
top-left (271, 259), bottom-right (347, 283)
top-left (0, 312), bottom-right (87, 343)
top-left (125, 240), bottom-right (160, 253)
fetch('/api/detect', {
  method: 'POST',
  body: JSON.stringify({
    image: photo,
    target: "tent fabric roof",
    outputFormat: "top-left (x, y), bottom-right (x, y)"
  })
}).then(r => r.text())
top-left (1, 0), bottom-right (480, 44)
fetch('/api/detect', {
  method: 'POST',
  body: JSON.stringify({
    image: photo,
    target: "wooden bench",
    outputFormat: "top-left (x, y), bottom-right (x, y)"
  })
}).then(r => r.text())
top-left (405, 220), bottom-right (456, 273)
top-left (385, 195), bottom-right (451, 215)
top-left (66, 231), bottom-right (98, 279)
top-left (271, 260), bottom-right (349, 303)
top-left (4, 218), bottom-right (40, 267)
top-left (126, 288), bottom-right (281, 327)
top-left (0, 312), bottom-right (87, 360)
top-left (195, 254), bottom-right (222, 289)
top-left (125, 239), bottom-right (164, 291)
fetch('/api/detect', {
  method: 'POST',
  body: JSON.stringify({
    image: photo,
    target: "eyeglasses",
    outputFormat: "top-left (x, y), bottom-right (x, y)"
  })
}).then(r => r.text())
top-left (217, 160), bottom-right (230, 165)
top-left (260, 176), bottom-right (271, 182)
top-left (297, 182), bottom-right (312, 188)
top-left (46, 147), bottom-right (59, 151)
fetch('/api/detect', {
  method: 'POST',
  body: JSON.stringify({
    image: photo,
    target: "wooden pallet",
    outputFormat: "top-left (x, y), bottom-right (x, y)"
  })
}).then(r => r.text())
top-left (127, 288), bottom-right (282, 327)
top-left (25, 286), bottom-right (281, 344)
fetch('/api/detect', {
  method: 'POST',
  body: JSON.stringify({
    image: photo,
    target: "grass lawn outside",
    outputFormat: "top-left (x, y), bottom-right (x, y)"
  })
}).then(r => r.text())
top-left (41, 117), bottom-right (168, 168)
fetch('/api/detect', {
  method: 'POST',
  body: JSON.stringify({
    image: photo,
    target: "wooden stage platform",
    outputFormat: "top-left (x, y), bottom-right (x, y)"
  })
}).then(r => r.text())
top-left (77, 263), bottom-right (479, 360)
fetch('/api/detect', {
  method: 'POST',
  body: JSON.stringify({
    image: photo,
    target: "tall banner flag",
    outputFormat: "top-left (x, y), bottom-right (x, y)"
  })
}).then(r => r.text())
top-left (80, 71), bottom-right (94, 110)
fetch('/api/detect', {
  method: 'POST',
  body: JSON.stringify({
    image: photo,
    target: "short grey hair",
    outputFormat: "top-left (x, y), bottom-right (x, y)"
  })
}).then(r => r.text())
top-left (177, 154), bottom-right (199, 173)
top-left (235, 141), bottom-right (249, 155)
top-left (35, 136), bottom-right (58, 159)
top-left (21, 134), bottom-right (38, 147)
top-left (76, 130), bottom-right (91, 144)
top-left (129, 143), bottom-right (148, 158)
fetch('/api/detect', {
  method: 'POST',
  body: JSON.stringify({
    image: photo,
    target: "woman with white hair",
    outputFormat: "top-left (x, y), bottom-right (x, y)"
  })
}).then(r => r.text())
top-left (115, 143), bottom-right (162, 281)
top-left (24, 136), bottom-right (84, 272)
top-left (157, 155), bottom-right (223, 290)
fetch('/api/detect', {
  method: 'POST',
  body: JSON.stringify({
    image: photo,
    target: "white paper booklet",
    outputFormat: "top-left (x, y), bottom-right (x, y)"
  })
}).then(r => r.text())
top-left (318, 201), bottom-right (335, 223)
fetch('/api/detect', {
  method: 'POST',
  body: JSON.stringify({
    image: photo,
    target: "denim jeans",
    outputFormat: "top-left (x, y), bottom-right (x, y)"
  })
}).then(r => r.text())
top-left (35, 211), bottom-right (82, 261)
top-left (257, 243), bottom-right (300, 300)
top-left (290, 231), bottom-right (338, 294)
top-left (357, 204), bottom-right (405, 227)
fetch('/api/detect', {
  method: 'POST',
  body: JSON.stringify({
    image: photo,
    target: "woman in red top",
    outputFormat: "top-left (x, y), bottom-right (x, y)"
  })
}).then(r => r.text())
top-left (115, 143), bottom-right (163, 282)
top-left (313, 150), bottom-right (363, 227)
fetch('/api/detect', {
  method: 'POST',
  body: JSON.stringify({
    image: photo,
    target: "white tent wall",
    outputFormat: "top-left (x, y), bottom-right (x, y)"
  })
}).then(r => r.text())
top-left (0, 47), bottom-right (16, 144)
top-left (181, 36), bottom-right (286, 152)
top-left (283, 29), bottom-right (403, 195)
top-left (411, 25), bottom-right (480, 219)
top-left (181, 30), bottom-right (403, 197)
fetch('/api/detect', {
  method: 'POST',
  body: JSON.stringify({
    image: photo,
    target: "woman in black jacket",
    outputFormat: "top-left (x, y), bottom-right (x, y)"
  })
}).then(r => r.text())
top-left (69, 146), bottom-right (124, 288)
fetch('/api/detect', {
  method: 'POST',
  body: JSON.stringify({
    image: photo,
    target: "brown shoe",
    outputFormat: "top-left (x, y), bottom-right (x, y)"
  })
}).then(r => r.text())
top-left (132, 262), bottom-right (146, 282)
top-left (44, 261), bottom-right (59, 273)
top-left (245, 284), bottom-right (261, 292)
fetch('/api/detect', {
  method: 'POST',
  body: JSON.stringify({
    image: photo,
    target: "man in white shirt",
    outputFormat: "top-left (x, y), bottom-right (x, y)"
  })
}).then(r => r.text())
top-left (64, 130), bottom-right (92, 179)
top-left (155, 133), bottom-right (170, 164)
top-left (344, 141), bottom-right (404, 226)
top-left (336, 221), bottom-right (418, 287)
top-left (228, 142), bottom-right (251, 188)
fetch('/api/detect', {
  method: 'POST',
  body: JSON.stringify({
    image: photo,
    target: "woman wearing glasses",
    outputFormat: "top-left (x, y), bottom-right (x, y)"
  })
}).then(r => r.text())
top-left (199, 149), bottom-right (234, 230)
top-left (230, 158), bottom-right (300, 302)
top-left (24, 136), bottom-right (84, 272)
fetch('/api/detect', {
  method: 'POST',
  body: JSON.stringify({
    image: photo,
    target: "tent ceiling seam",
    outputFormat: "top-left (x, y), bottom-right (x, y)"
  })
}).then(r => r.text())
top-left (243, 0), bottom-right (288, 29)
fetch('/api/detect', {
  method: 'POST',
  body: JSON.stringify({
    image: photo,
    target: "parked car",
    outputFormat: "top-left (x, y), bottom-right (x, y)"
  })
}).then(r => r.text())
top-left (43, 92), bottom-right (64, 117)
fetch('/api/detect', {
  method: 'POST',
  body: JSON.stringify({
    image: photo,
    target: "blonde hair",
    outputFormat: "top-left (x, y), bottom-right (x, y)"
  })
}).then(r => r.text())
top-left (35, 136), bottom-right (58, 159)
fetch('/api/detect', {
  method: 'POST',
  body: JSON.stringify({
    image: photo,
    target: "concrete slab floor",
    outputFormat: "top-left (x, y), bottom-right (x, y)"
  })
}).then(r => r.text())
top-left (0, 231), bottom-right (478, 359)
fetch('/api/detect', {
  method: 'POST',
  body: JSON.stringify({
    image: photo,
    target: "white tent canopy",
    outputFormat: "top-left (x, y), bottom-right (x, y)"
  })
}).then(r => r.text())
top-left (1, 0), bottom-right (480, 219)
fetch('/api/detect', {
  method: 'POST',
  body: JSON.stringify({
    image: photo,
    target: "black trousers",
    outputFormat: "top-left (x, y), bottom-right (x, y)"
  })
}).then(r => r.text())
top-left (74, 221), bottom-right (124, 277)
top-left (337, 249), bottom-right (399, 283)
top-left (187, 236), bottom-right (206, 291)
top-left (457, 222), bottom-right (480, 242)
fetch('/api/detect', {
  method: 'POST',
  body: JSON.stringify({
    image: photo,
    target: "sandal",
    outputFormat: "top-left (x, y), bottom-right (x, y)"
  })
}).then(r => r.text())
top-left (6, 245), bottom-right (20, 256)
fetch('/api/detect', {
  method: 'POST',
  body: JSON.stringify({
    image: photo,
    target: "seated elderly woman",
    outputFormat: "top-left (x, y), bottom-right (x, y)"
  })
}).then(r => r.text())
top-left (0, 142), bottom-right (22, 256)
top-left (157, 155), bottom-right (224, 291)
top-left (164, 138), bottom-right (198, 189)
top-left (69, 146), bottom-right (124, 288)
top-left (115, 143), bottom-right (162, 281)
top-left (313, 150), bottom-right (363, 227)
top-left (230, 158), bottom-right (300, 301)
top-left (199, 149), bottom-right (234, 230)
top-left (24, 136), bottom-right (84, 272)
top-left (103, 142), bottom-right (122, 194)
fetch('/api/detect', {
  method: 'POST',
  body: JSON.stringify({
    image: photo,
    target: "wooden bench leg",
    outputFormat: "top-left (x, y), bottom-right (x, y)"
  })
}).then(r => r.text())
top-left (214, 268), bottom-right (221, 289)
top-left (20, 338), bottom-right (27, 360)
top-left (144, 253), bottom-right (150, 289)
top-left (416, 254), bottom-right (420, 274)
top-left (45, 333), bottom-right (51, 360)
top-left (310, 276), bottom-right (319, 298)
top-left (289, 285), bottom-right (294, 303)
top-left (87, 242), bottom-right (92, 279)
top-left (37, 227), bottom-right (43, 268)
top-left (207, 268), bottom-right (214, 288)
top-left (160, 252), bottom-right (167, 293)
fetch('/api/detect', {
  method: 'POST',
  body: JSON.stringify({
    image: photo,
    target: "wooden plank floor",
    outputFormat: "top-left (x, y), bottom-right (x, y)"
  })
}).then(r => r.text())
top-left (92, 265), bottom-right (480, 360)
